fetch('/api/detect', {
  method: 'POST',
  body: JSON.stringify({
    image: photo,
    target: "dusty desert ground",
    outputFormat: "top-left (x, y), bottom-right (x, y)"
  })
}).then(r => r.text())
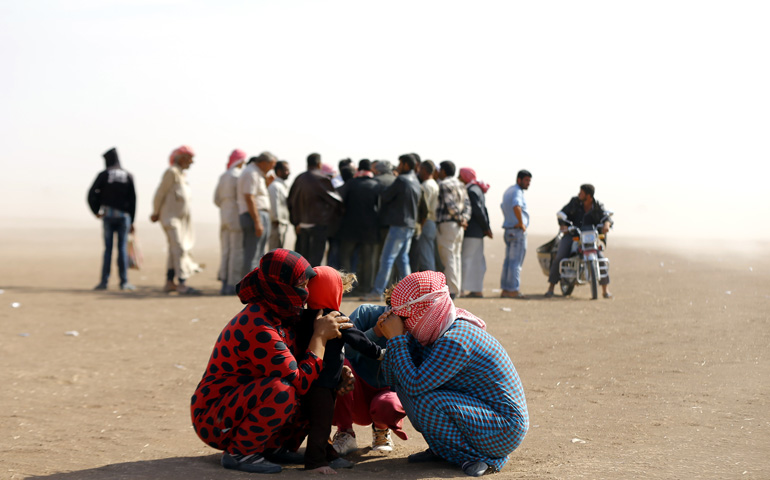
top-left (1, 221), bottom-right (768, 479)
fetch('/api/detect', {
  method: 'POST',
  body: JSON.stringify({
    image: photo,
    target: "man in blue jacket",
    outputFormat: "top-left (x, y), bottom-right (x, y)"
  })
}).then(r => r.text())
top-left (362, 154), bottom-right (421, 301)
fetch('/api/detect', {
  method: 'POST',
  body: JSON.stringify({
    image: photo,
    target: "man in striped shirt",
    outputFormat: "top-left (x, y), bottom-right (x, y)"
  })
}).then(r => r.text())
top-left (435, 161), bottom-right (471, 299)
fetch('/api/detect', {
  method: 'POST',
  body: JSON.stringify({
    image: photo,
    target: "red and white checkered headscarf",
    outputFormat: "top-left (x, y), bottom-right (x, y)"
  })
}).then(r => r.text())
top-left (169, 145), bottom-right (195, 166)
top-left (390, 271), bottom-right (486, 346)
top-left (459, 167), bottom-right (490, 193)
top-left (227, 149), bottom-right (246, 170)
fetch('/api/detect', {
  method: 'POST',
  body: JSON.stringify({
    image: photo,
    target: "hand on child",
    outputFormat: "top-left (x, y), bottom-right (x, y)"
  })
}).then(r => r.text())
top-left (314, 311), bottom-right (352, 341)
top-left (336, 365), bottom-right (355, 396)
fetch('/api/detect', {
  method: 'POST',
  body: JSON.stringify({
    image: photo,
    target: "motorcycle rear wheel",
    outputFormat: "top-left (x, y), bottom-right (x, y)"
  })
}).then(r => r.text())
top-left (560, 279), bottom-right (575, 297)
top-left (588, 259), bottom-right (599, 300)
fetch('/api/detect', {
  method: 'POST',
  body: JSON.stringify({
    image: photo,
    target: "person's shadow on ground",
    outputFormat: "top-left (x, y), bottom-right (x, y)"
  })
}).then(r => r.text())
top-left (4, 285), bottom-right (215, 299)
top-left (25, 452), bottom-right (468, 479)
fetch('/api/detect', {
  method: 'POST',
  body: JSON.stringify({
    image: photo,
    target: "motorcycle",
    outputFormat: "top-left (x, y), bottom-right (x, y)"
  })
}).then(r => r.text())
top-left (536, 211), bottom-right (613, 299)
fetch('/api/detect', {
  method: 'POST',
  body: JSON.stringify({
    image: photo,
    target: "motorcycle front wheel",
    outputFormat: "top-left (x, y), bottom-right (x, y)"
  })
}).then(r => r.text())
top-left (588, 259), bottom-right (599, 300)
top-left (560, 279), bottom-right (575, 297)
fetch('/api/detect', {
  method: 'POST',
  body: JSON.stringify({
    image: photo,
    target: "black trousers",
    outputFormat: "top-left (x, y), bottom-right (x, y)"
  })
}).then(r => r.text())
top-left (295, 225), bottom-right (329, 267)
top-left (301, 385), bottom-right (339, 469)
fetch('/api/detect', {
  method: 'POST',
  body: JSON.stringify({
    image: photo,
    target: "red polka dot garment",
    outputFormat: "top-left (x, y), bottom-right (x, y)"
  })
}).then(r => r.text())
top-left (190, 249), bottom-right (322, 456)
top-left (191, 305), bottom-right (322, 455)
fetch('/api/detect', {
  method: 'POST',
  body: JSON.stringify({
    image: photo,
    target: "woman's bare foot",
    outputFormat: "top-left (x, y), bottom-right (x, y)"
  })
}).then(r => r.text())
top-left (308, 466), bottom-right (337, 474)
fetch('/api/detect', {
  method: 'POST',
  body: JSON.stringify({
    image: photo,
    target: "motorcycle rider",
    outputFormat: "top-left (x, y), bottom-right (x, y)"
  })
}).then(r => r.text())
top-left (545, 184), bottom-right (614, 299)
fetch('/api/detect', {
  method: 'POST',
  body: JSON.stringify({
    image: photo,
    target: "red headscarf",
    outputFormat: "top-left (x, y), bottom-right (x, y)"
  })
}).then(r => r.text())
top-left (306, 266), bottom-right (343, 311)
top-left (236, 249), bottom-right (316, 321)
top-left (169, 145), bottom-right (195, 166)
top-left (227, 149), bottom-right (246, 169)
top-left (459, 167), bottom-right (490, 194)
top-left (390, 271), bottom-right (486, 346)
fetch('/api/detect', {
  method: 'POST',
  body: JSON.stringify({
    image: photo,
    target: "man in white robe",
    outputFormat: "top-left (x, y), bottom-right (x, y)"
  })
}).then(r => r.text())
top-left (214, 149), bottom-right (246, 295)
top-left (268, 160), bottom-right (291, 251)
top-left (151, 145), bottom-right (202, 295)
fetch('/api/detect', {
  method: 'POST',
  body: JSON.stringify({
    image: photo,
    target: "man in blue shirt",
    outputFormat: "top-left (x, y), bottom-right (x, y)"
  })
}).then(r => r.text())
top-left (362, 154), bottom-right (421, 301)
top-left (500, 170), bottom-right (531, 298)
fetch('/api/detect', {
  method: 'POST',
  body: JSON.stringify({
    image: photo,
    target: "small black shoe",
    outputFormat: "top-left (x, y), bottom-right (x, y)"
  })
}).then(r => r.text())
top-left (221, 452), bottom-right (282, 473)
top-left (93, 283), bottom-right (107, 291)
top-left (408, 449), bottom-right (443, 463)
top-left (462, 460), bottom-right (491, 477)
top-left (328, 457), bottom-right (354, 469)
top-left (264, 447), bottom-right (304, 465)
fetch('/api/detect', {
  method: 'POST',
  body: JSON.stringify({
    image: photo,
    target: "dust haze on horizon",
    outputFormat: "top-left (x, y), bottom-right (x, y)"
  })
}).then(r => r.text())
top-left (1, 1), bottom-right (768, 242)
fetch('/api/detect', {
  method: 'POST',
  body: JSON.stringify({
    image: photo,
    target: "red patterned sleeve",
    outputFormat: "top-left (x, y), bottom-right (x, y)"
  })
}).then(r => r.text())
top-left (247, 325), bottom-right (322, 396)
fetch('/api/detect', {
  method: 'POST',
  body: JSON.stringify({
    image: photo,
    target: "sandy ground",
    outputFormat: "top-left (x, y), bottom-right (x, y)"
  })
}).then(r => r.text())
top-left (1, 223), bottom-right (769, 480)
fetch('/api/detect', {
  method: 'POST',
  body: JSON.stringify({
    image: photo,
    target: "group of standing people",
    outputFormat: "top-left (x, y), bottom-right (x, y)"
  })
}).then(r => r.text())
top-left (88, 146), bottom-right (613, 300)
top-left (213, 149), bottom-right (292, 295)
top-left (282, 152), bottom-right (500, 303)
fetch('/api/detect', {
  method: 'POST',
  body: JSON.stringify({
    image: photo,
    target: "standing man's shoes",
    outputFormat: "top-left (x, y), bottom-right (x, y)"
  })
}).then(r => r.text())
top-left (501, 290), bottom-right (526, 299)
top-left (360, 292), bottom-right (383, 302)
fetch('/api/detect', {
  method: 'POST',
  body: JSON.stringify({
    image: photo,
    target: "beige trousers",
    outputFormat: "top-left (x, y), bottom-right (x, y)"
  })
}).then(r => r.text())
top-left (437, 221), bottom-right (464, 295)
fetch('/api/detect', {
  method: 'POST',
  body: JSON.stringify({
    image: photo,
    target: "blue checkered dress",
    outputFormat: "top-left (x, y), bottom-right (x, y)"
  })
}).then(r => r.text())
top-left (383, 319), bottom-right (528, 471)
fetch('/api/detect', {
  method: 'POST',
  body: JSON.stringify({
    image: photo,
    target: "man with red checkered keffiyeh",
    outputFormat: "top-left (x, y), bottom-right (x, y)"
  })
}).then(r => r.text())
top-left (378, 271), bottom-right (529, 477)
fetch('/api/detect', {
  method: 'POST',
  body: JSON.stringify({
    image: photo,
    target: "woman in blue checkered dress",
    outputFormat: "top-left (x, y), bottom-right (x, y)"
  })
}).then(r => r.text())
top-left (379, 271), bottom-right (528, 477)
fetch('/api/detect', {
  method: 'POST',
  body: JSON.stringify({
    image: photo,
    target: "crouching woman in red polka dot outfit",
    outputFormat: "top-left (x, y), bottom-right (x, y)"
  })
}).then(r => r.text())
top-left (191, 249), bottom-right (351, 474)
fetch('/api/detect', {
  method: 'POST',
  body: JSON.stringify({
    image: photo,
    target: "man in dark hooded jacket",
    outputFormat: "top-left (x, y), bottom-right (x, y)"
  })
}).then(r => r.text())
top-left (88, 147), bottom-right (137, 291)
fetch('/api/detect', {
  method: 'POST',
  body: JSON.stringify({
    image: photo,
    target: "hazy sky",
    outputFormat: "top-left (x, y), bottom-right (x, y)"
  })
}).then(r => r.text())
top-left (2, 1), bottom-right (768, 240)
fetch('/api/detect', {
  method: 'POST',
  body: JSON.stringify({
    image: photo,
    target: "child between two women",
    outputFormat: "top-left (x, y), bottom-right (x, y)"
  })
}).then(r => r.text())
top-left (296, 266), bottom-right (385, 474)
